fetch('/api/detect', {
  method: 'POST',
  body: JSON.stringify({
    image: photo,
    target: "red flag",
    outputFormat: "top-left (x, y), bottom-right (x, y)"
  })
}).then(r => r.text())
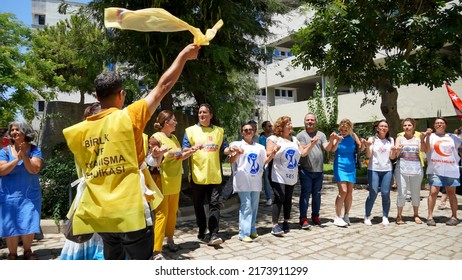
top-left (445, 83), bottom-right (462, 119)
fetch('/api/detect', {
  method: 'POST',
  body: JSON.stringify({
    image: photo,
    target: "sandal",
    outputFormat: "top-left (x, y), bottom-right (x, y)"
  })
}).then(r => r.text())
top-left (150, 253), bottom-right (165, 260)
top-left (396, 217), bottom-right (405, 225)
top-left (414, 216), bottom-right (422, 224)
top-left (7, 253), bottom-right (18, 260)
top-left (426, 218), bottom-right (436, 226)
top-left (24, 250), bottom-right (38, 260)
top-left (445, 218), bottom-right (460, 226)
top-left (166, 240), bottom-right (179, 252)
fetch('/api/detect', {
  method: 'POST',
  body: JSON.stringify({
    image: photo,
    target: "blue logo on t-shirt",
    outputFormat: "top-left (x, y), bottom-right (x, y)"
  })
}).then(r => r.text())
top-left (286, 149), bottom-right (297, 169)
top-left (247, 153), bottom-right (260, 174)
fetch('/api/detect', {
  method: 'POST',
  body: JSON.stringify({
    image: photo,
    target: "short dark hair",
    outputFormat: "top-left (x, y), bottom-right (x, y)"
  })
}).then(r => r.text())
top-left (435, 117), bottom-right (447, 125)
top-left (199, 103), bottom-right (213, 115)
top-left (261, 120), bottom-right (271, 129)
top-left (94, 71), bottom-right (123, 101)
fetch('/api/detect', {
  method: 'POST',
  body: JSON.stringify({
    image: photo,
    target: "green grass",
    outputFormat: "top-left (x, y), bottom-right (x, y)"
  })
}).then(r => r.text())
top-left (323, 163), bottom-right (333, 174)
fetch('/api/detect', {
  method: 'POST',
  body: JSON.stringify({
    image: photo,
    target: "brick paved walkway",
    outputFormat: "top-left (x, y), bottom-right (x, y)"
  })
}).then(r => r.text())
top-left (1, 182), bottom-right (462, 260)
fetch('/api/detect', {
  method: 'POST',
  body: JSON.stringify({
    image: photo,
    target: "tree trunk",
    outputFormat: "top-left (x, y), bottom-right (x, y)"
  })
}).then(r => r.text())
top-left (378, 81), bottom-right (401, 138)
top-left (160, 93), bottom-right (174, 111)
top-left (79, 91), bottom-right (85, 105)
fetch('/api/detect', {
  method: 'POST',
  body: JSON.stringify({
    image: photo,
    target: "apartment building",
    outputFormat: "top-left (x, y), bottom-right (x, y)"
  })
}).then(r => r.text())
top-left (256, 5), bottom-right (462, 130)
top-left (31, 0), bottom-right (97, 133)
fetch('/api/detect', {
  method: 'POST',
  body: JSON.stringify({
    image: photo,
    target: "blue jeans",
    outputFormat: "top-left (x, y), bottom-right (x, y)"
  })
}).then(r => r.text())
top-left (298, 169), bottom-right (323, 220)
top-left (263, 165), bottom-right (272, 201)
top-left (365, 169), bottom-right (392, 217)
top-left (238, 191), bottom-right (260, 238)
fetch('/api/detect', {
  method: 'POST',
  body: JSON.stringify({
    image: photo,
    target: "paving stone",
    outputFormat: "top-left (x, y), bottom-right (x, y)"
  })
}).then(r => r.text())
top-left (2, 182), bottom-right (461, 260)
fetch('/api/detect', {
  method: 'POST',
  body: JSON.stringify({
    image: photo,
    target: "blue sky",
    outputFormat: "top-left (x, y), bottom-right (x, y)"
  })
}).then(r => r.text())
top-left (0, 0), bottom-right (90, 25)
top-left (0, 0), bottom-right (32, 24)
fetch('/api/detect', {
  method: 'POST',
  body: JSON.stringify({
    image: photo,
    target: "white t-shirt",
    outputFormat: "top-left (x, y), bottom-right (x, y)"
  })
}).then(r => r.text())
top-left (268, 135), bottom-right (301, 185)
top-left (426, 133), bottom-right (461, 178)
top-left (367, 136), bottom-right (394, 172)
top-left (230, 140), bottom-right (267, 192)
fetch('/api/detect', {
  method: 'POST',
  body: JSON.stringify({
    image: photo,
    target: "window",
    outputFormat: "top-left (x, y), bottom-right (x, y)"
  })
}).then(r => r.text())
top-left (274, 88), bottom-right (295, 99)
top-left (260, 88), bottom-right (266, 96)
top-left (33, 14), bottom-right (46, 25)
top-left (37, 101), bottom-right (45, 112)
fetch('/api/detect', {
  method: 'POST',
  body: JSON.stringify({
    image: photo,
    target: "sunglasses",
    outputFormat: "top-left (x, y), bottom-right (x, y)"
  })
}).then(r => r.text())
top-left (243, 128), bottom-right (254, 133)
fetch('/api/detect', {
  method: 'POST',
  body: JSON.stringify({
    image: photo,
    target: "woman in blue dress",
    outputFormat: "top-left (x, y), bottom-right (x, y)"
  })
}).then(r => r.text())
top-left (332, 119), bottom-right (362, 227)
top-left (0, 120), bottom-right (43, 260)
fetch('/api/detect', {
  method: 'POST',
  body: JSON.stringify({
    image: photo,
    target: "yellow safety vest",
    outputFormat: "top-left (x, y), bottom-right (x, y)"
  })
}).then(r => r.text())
top-left (185, 125), bottom-right (223, 185)
top-left (152, 132), bottom-right (182, 195)
top-left (63, 109), bottom-right (146, 234)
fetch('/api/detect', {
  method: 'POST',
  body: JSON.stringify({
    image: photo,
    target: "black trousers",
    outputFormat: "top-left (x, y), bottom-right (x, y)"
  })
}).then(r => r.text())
top-left (99, 225), bottom-right (154, 260)
top-left (191, 182), bottom-right (222, 235)
top-left (267, 161), bottom-right (295, 223)
top-left (270, 181), bottom-right (295, 224)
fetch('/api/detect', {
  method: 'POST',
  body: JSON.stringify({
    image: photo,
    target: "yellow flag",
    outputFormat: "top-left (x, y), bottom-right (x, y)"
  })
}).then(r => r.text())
top-left (104, 8), bottom-right (223, 46)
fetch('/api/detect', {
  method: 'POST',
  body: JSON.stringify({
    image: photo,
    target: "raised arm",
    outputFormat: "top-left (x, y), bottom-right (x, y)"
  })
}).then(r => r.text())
top-left (19, 144), bottom-right (42, 175)
top-left (144, 44), bottom-right (200, 115)
top-left (420, 128), bottom-right (432, 153)
top-left (362, 137), bottom-right (373, 158)
top-left (323, 132), bottom-right (337, 152)
top-left (266, 138), bottom-right (280, 165)
top-left (329, 132), bottom-right (342, 153)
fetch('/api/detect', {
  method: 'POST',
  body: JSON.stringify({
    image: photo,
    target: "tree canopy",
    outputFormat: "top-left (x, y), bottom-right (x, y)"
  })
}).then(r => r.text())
top-left (85, 0), bottom-right (296, 138)
top-left (292, 0), bottom-right (462, 136)
top-left (26, 12), bottom-right (110, 104)
top-left (0, 13), bottom-right (38, 125)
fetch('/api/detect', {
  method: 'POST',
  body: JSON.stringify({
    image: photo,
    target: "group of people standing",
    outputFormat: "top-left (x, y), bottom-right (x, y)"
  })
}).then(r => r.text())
top-left (229, 113), bottom-right (461, 245)
top-left (1, 42), bottom-right (460, 261)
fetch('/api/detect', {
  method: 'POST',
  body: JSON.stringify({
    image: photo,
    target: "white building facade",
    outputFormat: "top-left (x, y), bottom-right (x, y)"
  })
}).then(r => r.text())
top-left (256, 5), bottom-right (462, 129)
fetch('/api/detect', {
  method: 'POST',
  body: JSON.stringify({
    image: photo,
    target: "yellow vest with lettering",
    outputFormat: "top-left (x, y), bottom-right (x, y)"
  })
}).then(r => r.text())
top-left (185, 125), bottom-right (223, 184)
top-left (63, 109), bottom-right (146, 234)
top-left (153, 132), bottom-right (182, 195)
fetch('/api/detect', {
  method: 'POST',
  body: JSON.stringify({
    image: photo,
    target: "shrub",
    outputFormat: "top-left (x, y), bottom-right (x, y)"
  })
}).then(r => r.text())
top-left (40, 142), bottom-right (77, 223)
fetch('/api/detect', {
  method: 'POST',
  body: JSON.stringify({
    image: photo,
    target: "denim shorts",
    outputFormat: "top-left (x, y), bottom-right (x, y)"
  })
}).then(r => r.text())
top-left (427, 174), bottom-right (460, 187)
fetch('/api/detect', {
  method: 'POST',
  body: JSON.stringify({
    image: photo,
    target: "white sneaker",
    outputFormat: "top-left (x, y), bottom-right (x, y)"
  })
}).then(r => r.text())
top-left (382, 217), bottom-right (389, 225)
top-left (334, 217), bottom-right (348, 227)
top-left (343, 215), bottom-right (350, 226)
top-left (265, 199), bottom-right (272, 206)
top-left (364, 216), bottom-right (372, 226)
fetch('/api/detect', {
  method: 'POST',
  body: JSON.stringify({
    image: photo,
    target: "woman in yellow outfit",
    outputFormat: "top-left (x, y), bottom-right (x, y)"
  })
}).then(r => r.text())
top-left (147, 110), bottom-right (196, 260)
